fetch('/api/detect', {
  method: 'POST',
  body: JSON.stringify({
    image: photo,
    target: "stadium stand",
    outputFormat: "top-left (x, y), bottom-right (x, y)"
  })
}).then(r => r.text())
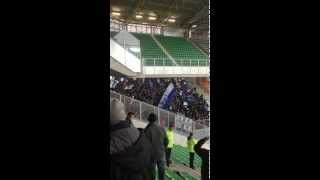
top-left (191, 38), bottom-right (209, 55)
top-left (110, 72), bottom-right (209, 121)
top-left (172, 145), bottom-right (202, 168)
top-left (110, 0), bottom-right (212, 179)
top-left (155, 35), bottom-right (208, 66)
top-left (112, 31), bottom-right (209, 67)
top-left (153, 145), bottom-right (201, 180)
top-left (154, 145), bottom-right (202, 180)
top-left (132, 33), bottom-right (173, 66)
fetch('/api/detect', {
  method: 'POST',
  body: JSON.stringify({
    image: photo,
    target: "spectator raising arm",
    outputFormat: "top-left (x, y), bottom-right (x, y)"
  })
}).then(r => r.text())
top-left (194, 137), bottom-right (209, 157)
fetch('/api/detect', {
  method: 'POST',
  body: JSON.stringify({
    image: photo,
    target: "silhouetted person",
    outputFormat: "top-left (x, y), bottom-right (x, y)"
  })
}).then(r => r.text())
top-left (194, 137), bottom-right (209, 180)
top-left (109, 98), bottom-right (152, 180)
top-left (144, 113), bottom-right (167, 180)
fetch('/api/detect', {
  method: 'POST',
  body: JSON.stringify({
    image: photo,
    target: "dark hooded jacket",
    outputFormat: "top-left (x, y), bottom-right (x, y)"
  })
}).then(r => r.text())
top-left (144, 121), bottom-right (167, 161)
top-left (110, 121), bottom-right (153, 180)
top-left (194, 138), bottom-right (209, 180)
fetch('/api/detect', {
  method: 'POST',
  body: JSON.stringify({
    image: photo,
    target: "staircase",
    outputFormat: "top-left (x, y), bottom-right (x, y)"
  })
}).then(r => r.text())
top-left (151, 34), bottom-right (178, 66)
top-left (188, 39), bottom-right (208, 57)
top-left (190, 38), bottom-right (209, 55)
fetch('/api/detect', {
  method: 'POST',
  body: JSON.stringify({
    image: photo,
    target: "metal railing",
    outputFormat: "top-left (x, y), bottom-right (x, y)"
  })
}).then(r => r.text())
top-left (110, 91), bottom-right (209, 139)
top-left (143, 58), bottom-right (209, 67)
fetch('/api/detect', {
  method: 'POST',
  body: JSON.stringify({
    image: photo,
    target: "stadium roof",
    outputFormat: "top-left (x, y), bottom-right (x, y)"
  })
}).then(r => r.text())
top-left (110, 0), bottom-right (209, 30)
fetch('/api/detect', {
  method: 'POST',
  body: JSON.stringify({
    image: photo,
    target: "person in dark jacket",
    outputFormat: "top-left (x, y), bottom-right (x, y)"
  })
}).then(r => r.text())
top-left (144, 113), bottom-right (167, 180)
top-left (109, 98), bottom-right (152, 180)
top-left (194, 137), bottom-right (209, 180)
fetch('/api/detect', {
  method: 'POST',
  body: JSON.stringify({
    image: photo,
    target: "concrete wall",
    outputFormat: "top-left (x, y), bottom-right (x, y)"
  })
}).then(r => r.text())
top-left (110, 38), bottom-right (141, 73)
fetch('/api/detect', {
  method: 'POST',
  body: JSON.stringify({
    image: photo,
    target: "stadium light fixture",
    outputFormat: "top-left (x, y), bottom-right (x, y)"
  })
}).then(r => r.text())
top-left (136, 15), bottom-right (143, 19)
top-left (111, 12), bottom-right (121, 16)
top-left (168, 19), bottom-right (176, 23)
top-left (148, 16), bottom-right (157, 20)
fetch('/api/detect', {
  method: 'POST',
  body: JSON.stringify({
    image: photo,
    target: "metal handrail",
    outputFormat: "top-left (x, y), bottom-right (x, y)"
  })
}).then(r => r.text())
top-left (110, 90), bottom-right (209, 132)
top-left (142, 58), bottom-right (209, 67)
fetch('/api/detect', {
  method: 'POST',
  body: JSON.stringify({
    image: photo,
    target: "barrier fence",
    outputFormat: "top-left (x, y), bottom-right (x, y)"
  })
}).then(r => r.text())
top-left (110, 91), bottom-right (209, 139)
top-left (143, 58), bottom-right (209, 67)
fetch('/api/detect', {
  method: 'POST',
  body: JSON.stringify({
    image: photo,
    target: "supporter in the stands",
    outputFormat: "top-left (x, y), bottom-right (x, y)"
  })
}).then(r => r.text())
top-left (111, 75), bottom-right (210, 121)
top-left (194, 137), bottom-right (209, 180)
top-left (109, 98), bottom-right (152, 180)
top-left (144, 113), bottom-right (167, 180)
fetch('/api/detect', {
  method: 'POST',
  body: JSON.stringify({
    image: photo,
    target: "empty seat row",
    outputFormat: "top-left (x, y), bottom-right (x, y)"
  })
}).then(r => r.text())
top-left (132, 33), bottom-right (174, 66)
top-left (155, 35), bottom-right (208, 66)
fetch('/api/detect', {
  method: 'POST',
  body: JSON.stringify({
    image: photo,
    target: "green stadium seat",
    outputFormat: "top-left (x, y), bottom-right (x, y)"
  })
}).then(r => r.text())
top-left (131, 33), bottom-right (174, 66)
top-left (125, 33), bottom-right (208, 67)
top-left (155, 35), bottom-right (208, 66)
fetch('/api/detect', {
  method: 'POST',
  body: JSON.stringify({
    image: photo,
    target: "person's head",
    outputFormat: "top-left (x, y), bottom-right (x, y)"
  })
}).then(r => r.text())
top-left (189, 132), bottom-right (193, 137)
top-left (110, 98), bottom-right (126, 125)
top-left (147, 113), bottom-right (157, 123)
top-left (127, 112), bottom-right (135, 119)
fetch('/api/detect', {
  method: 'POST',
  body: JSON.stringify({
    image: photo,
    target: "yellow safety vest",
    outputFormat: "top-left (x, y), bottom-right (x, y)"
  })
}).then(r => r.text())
top-left (166, 129), bottom-right (174, 148)
top-left (187, 138), bottom-right (197, 153)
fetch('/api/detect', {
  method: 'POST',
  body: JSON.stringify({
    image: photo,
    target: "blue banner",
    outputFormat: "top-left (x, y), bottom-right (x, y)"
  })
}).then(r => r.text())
top-left (158, 83), bottom-right (176, 109)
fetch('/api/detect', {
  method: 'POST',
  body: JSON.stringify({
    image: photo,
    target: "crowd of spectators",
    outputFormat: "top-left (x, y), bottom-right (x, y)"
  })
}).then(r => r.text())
top-left (109, 98), bottom-right (211, 180)
top-left (110, 74), bottom-right (209, 121)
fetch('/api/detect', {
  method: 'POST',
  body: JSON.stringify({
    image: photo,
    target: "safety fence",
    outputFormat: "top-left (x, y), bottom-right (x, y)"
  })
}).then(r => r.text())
top-left (110, 91), bottom-right (209, 139)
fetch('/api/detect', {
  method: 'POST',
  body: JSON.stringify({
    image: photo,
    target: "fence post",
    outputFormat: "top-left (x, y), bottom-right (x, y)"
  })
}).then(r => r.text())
top-left (167, 111), bottom-right (170, 127)
top-left (139, 102), bottom-right (142, 121)
top-left (174, 114), bottom-right (177, 132)
top-left (158, 108), bottom-right (161, 126)
top-left (167, 111), bottom-right (170, 128)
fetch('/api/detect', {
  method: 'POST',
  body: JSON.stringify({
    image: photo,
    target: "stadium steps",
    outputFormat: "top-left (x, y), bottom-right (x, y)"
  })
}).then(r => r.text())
top-left (151, 34), bottom-right (178, 66)
top-left (167, 145), bottom-right (202, 180)
top-left (131, 33), bottom-right (174, 66)
top-left (190, 38), bottom-right (209, 55)
top-left (167, 163), bottom-right (201, 179)
top-left (172, 145), bottom-right (202, 169)
top-left (166, 169), bottom-right (184, 180)
top-left (154, 35), bottom-right (209, 66)
top-left (187, 38), bottom-right (208, 57)
top-left (154, 144), bottom-right (202, 180)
